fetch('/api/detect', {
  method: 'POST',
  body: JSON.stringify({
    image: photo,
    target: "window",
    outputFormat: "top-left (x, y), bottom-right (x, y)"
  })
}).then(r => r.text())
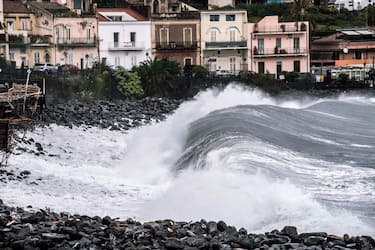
top-left (184, 57), bottom-right (192, 66)
top-left (210, 15), bottom-right (220, 21)
top-left (130, 32), bottom-right (136, 43)
top-left (113, 32), bottom-right (119, 47)
top-left (293, 37), bottom-right (300, 53)
top-left (67, 26), bottom-right (72, 42)
top-left (355, 51), bottom-right (362, 59)
top-left (226, 14), bottom-right (235, 21)
top-left (101, 57), bottom-right (107, 65)
top-left (67, 53), bottom-right (73, 65)
top-left (34, 52), bottom-right (40, 64)
top-left (57, 26), bottom-right (64, 43)
top-left (258, 62), bottom-right (265, 74)
top-left (276, 61), bottom-right (282, 77)
top-left (210, 30), bottom-right (217, 42)
top-left (131, 56), bottom-right (137, 66)
top-left (21, 19), bottom-right (29, 30)
top-left (276, 38), bottom-right (281, 48)
top-left (73, 0), bottom-right (82, 9)
top-left (109, 16), bottom-right (122, 21)
top-left (115, 56), bottom-right (120, 66)
top-left (258, 38), bottom-right (264, 54)
top-left (294, 60), bottom-right (300, 72)
top-left (229, 30), bottom-right (236, 42)
top-left (160, 27), bottom-right (169, 47)
top-left (45, 53), bottom-right (50, 63)
top-left (183, 27), bottom-right (192, 47)
top-left (229, 57), bottom-right (236, 74)
top-left (87, 28), bottom-right (92, 43)
top-left (21, 57), bottom-right (27, 66)
top-left (7, 22), bottom-right (14, 34)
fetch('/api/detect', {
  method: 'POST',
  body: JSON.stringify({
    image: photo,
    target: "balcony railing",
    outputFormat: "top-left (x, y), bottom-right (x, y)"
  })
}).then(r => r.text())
top-left (156, 41), bottom-right (198, 50)
top-left (255, 24), bottom-right (307, 33)
top-left (9, 35), bottom-right (29, 47)
top-left (30, 35), bottom-right (52, 45)
top-left (57, 37), bottom-right (96, 47)
top-left (0, 34), bottom-right (7, 43)
top-left (253, 47), bottom-right (307, 56)
top-left (205, 41), bottom-right (247, 49)
top-left (108, 41), bottom-right (145, 51)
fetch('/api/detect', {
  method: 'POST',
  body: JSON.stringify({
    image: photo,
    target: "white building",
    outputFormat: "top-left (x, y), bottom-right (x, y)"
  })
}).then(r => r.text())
top-left (201, 10), bottom-right (248, 75)
top-left (208, 0), bottom-right (235, 10)
top-left (0, 0), bottom-right (8, 60)
top-left (329, 0), bottom-right (375, 10)
top-left (97, 8), bottom-right (151, 69)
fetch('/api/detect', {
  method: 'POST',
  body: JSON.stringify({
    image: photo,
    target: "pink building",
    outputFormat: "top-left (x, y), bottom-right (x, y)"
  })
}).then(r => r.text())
top-left (248, 16), bottom-right (310, 77)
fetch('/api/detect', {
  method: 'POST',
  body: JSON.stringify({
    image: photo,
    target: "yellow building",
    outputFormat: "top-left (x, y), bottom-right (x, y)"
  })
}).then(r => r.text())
top-left (0, 0), bottom-right (9, 60)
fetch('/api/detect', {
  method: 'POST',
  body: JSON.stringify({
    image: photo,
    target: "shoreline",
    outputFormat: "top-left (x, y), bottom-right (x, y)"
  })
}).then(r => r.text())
top-left (1, 199), bottom-right (374, 249)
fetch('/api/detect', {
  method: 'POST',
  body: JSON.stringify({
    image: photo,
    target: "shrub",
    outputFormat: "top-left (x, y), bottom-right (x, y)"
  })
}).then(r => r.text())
top-left (114, 67), bottom-right (144, 100)
top-left (192, 65), bottom-right (209, 78)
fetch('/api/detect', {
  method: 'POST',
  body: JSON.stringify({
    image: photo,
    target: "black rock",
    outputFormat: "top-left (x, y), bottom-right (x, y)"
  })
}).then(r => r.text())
top-left (303, 236), bottom-right (326, 246)
top-left (102, 216), bottom-right (112, 225)
top-left (217, 221), bottom-right (227, 232)
top-left (164, 238), bottom-right (185, 249)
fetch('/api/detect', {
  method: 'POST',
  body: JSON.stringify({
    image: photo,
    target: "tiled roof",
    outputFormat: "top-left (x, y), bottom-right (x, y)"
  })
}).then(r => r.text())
top-left (96, 8), bottom-right (148, 21)
top-left (3, 1), bottom-right (31, 13)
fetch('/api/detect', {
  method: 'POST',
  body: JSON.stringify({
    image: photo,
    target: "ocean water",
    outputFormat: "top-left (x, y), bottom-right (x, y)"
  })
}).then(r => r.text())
top-left (1, 85), bottom-right (375, 236)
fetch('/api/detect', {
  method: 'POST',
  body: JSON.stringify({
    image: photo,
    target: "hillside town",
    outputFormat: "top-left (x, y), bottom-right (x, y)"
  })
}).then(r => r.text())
top-left (0, 0), bottom-right (374, 83)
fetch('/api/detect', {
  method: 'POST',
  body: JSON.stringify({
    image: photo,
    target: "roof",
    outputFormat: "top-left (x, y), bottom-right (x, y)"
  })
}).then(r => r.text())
top-left (29, 2), bottom-right (69, 11)
top-left (96, 8), bottom-right (147, 21)
top-left (3, 1), bottom-right (31, 14)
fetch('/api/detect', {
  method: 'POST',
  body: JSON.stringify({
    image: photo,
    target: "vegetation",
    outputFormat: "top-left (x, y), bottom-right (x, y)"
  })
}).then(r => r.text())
top-left (192, 65), bottom-right (209, 79)
top-left (133, 57), bottom-right (181, 97)
top-left (237, 2), bottom-right (370, 32)
top-left (114, 67), bottom-right (144, 100)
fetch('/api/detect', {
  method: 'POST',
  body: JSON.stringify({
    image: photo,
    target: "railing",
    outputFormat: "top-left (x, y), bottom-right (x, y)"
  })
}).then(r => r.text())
top-left (0, 34), bottom-right (7, 43)
top-left (206, 41), bottom-right (247, 49)
top-left (151, 11), bottom-right (200, 20)
top-left (155, 41), bottom-right (198, 50)
top-left (108, 41), bottom-right (145, 50)
top-left (57, 37), bottom-right (96, 46)
top-left (30, 35), bottom-right (52, 44)
top-left (253, 47), bottom-right (308, 56)
top-left (255, 24), bottom-right (307, 33)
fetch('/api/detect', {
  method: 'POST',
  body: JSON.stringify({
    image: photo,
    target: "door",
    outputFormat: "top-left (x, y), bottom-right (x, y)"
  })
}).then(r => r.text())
top-left (130, 32), bottom-right (136, 46)
top-left (113, 32), bottom-right (119, 47)
top-left (276, 61), bottom-right (282, 78)
top-left (229, 57), bottom-right (236, 74)
top-left (258, 62), bottom-right (265, 74)
top-left (294, 37), bottom-right (300, 53)
top-left (258, 38), bottom-right (264, 54)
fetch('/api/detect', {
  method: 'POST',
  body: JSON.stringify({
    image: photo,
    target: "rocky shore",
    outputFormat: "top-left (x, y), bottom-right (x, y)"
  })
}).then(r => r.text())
top-left (0, 199), bottom-right (374, 250)
top-left (40, 98), bottom-right (182, 130)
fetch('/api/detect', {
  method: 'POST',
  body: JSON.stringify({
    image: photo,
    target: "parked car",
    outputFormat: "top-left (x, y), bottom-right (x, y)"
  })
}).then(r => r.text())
top-left (215, 69), bottom-right (235, 77)
top-left (33, 63), bottom-right (59, 74)
top-left (60, 64), bottom-right (80, 74)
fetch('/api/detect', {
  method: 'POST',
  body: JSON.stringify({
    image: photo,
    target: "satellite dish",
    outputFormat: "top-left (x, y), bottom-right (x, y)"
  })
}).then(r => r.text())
top-left (343, 48), bottom-right (348, 53)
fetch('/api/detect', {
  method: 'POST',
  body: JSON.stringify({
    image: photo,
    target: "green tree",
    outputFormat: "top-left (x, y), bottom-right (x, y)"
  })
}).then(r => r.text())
top-left (114, 67), bottom-right (144, 100)
top-left (290, 0), bottom-right (311, 20)
top-left (134, 57), bottom-right (181, 96)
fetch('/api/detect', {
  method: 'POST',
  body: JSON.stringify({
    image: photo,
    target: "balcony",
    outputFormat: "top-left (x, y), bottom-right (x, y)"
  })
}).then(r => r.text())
top-left (9, 35), bottom-right (29, 47)
top-left (254, 24), bottom-right (307, 34)
top-left (108, 41), bottom-right (145, 51)
top-left (253, 47), bottom-right (308, 57)
top-left (155, 41), bottom-right (198, 50)
top-left (30, 35), bottom-right (52, 47)
top-left (205, 41), bottom-right (247, 49)
top-left (0, 34), bottom-right (7, 43)
top-left (57, 37), bottom-right (96, 47)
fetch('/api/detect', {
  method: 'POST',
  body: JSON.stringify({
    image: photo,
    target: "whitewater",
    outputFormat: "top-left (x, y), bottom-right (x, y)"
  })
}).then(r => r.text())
top-left (1, 85), bottom-right (375, 236)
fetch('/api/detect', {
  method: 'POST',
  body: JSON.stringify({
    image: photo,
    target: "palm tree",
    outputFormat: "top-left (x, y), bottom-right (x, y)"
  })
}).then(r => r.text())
top-left (290, 0), bottom-right (311, 21)
top-left (134, 57), bottom-right (181, 97)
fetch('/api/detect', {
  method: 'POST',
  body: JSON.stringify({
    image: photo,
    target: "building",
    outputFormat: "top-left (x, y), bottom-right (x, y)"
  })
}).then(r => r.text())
top-left (97, 8), bottom-right (151, 69)
top-left (329, 0), bottom-right (375, 11)
top-left (29, 1), bottom-right (99, 69)
top-left (311, 28), bottom-right (375, 68)
top-left (248, 16), bottom-right (310, 77)
top-left (51, 0), bottom-right (94, 14)
top-left (201, 10), bottom-right (248, 75)
top-left (150, 1), bottom-right (200, 67)
top-left (0, 0), bottom-right (9, 60)
top-left (3, 0), bottom-right (36, 68)
top-left (208, 0), bottom-right (235, 9)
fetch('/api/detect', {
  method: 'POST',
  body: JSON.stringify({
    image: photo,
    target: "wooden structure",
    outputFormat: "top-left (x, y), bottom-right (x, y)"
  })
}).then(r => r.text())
top-left (0, 83), bottom-right (44, 151)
